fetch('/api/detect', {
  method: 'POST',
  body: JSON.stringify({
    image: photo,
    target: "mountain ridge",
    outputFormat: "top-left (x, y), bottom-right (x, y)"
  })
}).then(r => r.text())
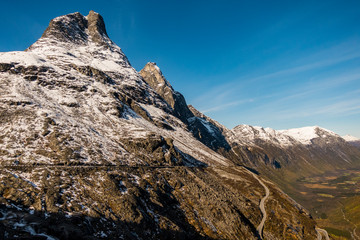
top-left (1, 10), bottom-right (357, 239)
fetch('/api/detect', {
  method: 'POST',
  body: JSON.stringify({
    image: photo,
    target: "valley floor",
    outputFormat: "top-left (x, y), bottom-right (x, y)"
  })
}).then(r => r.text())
top-left (277, 168), bottom-right (360, 240)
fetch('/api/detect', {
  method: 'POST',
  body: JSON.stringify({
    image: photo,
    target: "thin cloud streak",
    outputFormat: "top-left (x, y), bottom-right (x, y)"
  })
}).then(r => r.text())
top-left (192, 39), bottom-right (360, 108)
top-left (201, 99), bottom-right (254, 113)
top-left (255, 72), bottom-right (360, 108)
top-left (250, 99), bottom-right (360, 122)
top-left (234, 46), bottom-right (360, 88)
top-left (246, 51), bottom-right (360, 83)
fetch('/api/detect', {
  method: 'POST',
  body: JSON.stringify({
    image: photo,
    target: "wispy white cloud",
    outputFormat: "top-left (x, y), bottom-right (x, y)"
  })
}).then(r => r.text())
top-left (192, 39), bottom-right (360, 110)
top-left (245, 51), bottom-right (360, 83)
top-left (250, 98), bottom-right (360, 123)
top-left (313, 100), bottom-right (360, 116)
top-left (235, 41), bottom-right (360, 86)
top-left (257, 72), bottom-right (360, 106)
top-left (201, 99), bottom-right (254, 113)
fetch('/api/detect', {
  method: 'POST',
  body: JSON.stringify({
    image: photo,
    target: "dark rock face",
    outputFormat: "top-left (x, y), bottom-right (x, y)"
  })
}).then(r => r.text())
top-left (348, 140), bottom-right (360, 148)
top-left (41, 12), bottom-right (89, 44)
top-left (140, 63), bottom-right (231, 151)
top-left (187, 105), bottom-right (231, 151)
top-left (139, 62), bottom-right (193, 123)
top-left (87, 10), bottom-right (109, 44)
top-left (28, 10), bottom-right (116, 50)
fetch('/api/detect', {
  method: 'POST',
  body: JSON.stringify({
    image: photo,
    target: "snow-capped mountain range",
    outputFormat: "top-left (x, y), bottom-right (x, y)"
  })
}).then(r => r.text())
top-left (228, 125), bottom-right (344, 146)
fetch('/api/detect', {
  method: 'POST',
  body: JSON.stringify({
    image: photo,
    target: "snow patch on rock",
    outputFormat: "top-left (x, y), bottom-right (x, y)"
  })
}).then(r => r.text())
top-left (279, 126), bottom-right (338, 145)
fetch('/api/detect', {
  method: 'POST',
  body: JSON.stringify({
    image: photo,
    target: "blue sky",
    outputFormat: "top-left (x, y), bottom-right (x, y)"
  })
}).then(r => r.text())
top-left (1, 0), bottom-right (359, 137)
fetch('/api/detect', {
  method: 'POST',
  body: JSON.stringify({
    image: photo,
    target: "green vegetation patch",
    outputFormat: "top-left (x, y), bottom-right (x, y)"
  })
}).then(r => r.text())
top-left (324, 227), bottom-right (351, 239)
top-left (343, 196), bottom-right (360, 223)
top-left (351, 176), bottom-right (360, 181)
top-left (317, 193), bottom-right (334, 198)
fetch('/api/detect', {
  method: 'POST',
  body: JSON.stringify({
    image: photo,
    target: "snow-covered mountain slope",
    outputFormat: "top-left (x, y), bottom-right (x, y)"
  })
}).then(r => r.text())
top-left (0, 11), bottom-right (230, 167)
top-left (279, 126), bottom-right (340, 145)
top-left (227, 124), bottom-right (348, 148)
top-left (225, 123), bottom-right (360, 166)
top-left (228, 125), bottom-right (296, 147)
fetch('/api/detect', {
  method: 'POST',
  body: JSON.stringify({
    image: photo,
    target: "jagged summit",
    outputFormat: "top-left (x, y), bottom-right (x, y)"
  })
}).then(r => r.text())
top-left (21, 11), bottom-right (132, 73)
top-left (140, 62), bottom-right (192, 120)
top-left (87, 10), bottom-right (109, 43)
top-left (140, 62), bottom-right (231, 151)
top-left (40, 12), bottom-right (88, 44)
top-left (31, 11), bottom-right (109, 46)
top-left (140, 62), bottom-right (174, 89)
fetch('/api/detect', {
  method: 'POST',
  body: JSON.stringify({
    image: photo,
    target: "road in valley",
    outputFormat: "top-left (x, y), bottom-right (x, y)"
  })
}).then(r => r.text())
top-left (229, 150), bottom-right (271, 239)
top-left (246, 169), bottom-right (270, 239)
top-left (213, 164), bottom-right (270, 239)
top-left (341, 206), bottom-right (359, 240)
top-left (316, 228), bottom-right (330, 240)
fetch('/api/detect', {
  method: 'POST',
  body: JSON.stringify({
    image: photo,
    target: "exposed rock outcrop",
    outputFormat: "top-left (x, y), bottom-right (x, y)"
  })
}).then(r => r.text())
top-left (140, 62), bottom-right (231, 151)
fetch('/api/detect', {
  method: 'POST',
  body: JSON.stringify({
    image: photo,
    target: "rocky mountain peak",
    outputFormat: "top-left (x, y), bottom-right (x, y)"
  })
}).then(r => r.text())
top-left (140, 62), bottom-right (172, 89)
top-left (25, 11), bottom-right (131, 71)
top-left (40, 12), bottom-right (86, 44)
top-left (37, 11), bottom-right (109, 45)
top-left (140, 63), bottom-right (231, 151)
top-left (87, 10), bottom-right (109, 44)
top-left (140, 62), bottom-right (179, 110)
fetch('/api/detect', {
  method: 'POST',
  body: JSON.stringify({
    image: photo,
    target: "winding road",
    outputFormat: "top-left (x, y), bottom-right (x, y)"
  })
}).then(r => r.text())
top-left (242, 166), bottom-right (331, 240)
top-left (213, 164), bottom-right (270, 239)
top-left (229, 149), bottom-right (271, 239)
top-left (341, 206), bottom-right (359, 240)
top-left (242, 167), bottom-right (270, 239)
top-left (316, 228), bottom-right (330, 240)
top-left (249, 171), bottom-right (270, 238)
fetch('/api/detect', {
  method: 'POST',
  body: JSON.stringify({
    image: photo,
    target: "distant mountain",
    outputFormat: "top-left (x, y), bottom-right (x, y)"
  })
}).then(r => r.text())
top-left (279, 126), bottom-right (339, 145)
top-left (343, 134), bottom-right (360, 148)
top-left (343, 135), bottom-right (360, 141)
top-left (0, 11), bottom-right (319, 239)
